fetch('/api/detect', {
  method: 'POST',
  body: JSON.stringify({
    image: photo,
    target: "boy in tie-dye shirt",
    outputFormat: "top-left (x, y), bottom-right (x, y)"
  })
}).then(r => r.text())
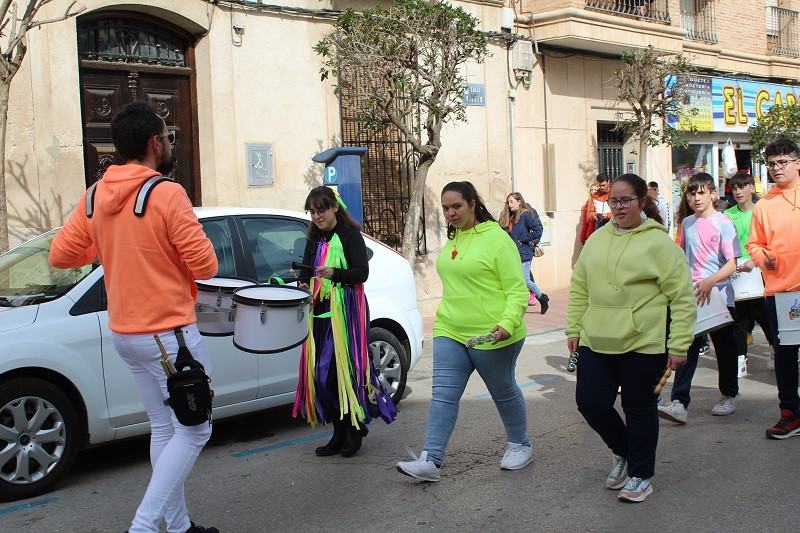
top-left (658, 173), bottom-right (741, 425)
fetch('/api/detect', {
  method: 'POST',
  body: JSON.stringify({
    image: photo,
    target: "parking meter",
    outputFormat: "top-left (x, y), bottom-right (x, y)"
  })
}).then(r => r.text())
top-left (311, 147), bottom-right (367, 226)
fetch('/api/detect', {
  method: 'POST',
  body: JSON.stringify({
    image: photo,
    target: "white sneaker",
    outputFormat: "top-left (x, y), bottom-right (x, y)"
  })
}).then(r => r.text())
top-left (768, 351), bottom-right (775, 371)
top-left (500, 442), bottom-right (533, 470)
top-left (605, 454), bottom-right (629, 489)
top-left (711, 395), bottom-right (736, 416)
top-left (737, 355), bottom-right (748, 378)
top-left (658, 400), bottom-right (687, 424)
top-left (396, 448), bottom-right (440, 482)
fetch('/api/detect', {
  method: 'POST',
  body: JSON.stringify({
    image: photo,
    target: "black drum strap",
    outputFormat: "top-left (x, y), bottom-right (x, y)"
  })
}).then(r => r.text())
top-left (85, 182), bottom-right (98, 219)
top-left (85, 176), bottom-right (168, 219)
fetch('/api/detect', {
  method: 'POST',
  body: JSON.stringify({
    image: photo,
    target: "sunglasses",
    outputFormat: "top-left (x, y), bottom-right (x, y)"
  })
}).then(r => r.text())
top-left (156, 130), bottom-right (176, 144)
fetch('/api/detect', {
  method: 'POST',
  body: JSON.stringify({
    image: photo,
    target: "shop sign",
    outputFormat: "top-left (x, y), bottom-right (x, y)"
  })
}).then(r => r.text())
top-left (669, 76), bottom-right (800, 133)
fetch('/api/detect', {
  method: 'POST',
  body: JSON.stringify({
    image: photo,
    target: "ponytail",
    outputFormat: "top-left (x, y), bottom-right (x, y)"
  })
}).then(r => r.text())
top-left (642, 196), bottom-right (663, 225)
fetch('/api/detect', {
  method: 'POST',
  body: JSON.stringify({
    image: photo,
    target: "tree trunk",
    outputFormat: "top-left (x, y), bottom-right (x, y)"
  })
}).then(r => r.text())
top-left (401, 156), bottom-right (434, 267)
top-left (0, 80), bottom-right (10, 253)
top-left (638, 137), bottom-right (649, 180)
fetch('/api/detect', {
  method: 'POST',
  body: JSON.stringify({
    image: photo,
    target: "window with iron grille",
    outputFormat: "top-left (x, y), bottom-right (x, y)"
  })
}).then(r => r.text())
top-left (680, 0), bottom-right (717, 44)
top-left (77, 18), bottom-right (187, 66)
top-left (339, 68), bottom-right (427, 255)
top-left (585, 0), bottom-right (671, 24)
top-left (598, 123), bottom-right (625, 179)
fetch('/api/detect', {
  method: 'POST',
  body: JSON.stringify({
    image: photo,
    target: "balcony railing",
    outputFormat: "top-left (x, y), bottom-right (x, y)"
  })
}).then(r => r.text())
top-left (768, 6), bottom-right (800, 57)
top-left (585, 0), bottom-right (671, 24)
top-left (680, 0), bottom-right (717, 44)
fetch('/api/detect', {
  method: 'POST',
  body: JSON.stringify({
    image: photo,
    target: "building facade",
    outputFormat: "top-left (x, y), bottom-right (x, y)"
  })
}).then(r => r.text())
top-left (4, 0), bottom-right (800, 315)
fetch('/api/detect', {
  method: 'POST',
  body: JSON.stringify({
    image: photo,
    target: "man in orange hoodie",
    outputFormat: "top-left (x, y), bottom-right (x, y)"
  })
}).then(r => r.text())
top-left (747, 139), bottom-right (800, 440)
top-left (49, 102), bottom-right (218, 533)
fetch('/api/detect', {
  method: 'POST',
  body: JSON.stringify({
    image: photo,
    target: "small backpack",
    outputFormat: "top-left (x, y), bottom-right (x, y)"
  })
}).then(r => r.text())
top-left (166, 328), bottom-right (213, 426)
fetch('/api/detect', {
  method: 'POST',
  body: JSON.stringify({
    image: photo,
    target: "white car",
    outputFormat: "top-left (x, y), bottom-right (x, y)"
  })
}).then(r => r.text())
top-left (0, 207), bottom-right (423, 501)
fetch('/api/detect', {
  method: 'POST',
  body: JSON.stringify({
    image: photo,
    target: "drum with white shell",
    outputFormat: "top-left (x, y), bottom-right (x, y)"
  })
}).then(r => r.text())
top-left (195, 277), bottom-right (254, 336)
top-left (775, 291), bottom-right (800, 345)
top-left (694, 286), bottom-right (734, 337)
top-left (232, 285), bottom-right (312, 353)
top-left (731, 264), bottom-right (765, 301)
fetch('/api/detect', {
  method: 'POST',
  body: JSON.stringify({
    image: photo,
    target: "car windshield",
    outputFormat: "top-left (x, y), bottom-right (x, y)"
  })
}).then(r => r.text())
top-left (0, 230), bottom-right (99, 307)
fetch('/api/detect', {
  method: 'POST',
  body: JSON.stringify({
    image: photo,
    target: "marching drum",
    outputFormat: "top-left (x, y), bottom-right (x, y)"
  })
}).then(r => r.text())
top-left (731, 263), bottom-right (765, 301)
top-left (775, 291), bottom-right (800, 345)
top-left (694, 286), bottom-right (734, 337)
top-left (195, 277), bottom-right (253, 336)
top-left (232, 285), bottom-right (312, 353)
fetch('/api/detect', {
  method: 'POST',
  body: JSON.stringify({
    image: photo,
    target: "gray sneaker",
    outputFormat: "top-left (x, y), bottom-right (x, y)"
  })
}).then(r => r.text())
top-left (658, 400), bottom-right (688, 424)
top-left (396, 448), bottom-right (440, 482)
top-left (605, 454), bottom-right (629, 489)
top-left (711, 395), bottom-right (736, 416)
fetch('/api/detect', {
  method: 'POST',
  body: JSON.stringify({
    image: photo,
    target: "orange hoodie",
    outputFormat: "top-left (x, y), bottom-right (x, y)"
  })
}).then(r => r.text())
top-left (746, 183), bottom-right (800, 296)
top-left (49, 165), bottom-right (217, 334)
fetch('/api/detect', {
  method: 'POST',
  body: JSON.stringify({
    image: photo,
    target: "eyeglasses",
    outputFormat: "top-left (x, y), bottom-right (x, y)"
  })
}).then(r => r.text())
top-left (306, 207), bottom-right (330, 217)
top-left (156, 131), bottom-right (176, 144)
top-left (607, 197), bottom-right (639, 208)
top-left (765, 158), bottom-right (798, 169)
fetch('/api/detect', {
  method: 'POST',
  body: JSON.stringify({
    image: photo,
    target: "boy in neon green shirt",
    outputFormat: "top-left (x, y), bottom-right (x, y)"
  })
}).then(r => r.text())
top-left (724, 172), bottom-right (775, 374)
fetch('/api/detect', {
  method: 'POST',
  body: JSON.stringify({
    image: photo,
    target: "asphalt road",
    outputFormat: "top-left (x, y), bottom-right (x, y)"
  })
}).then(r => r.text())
top-left (1, 327), bottom-right (798, 532)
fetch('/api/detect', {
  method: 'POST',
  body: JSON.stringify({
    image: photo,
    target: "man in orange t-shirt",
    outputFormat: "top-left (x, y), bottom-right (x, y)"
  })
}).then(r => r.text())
top-left (747, 139), bottom-right (800, 440)
top-left (49, 102), bottom-right (218, 533)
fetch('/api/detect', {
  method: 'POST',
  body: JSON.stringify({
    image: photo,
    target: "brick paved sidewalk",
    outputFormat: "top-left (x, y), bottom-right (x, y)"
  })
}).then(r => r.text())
top-left (421, 286), bottom-right (570, 337)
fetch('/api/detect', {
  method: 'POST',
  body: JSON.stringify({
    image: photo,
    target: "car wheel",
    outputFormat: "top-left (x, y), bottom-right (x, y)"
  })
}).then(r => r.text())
top-left (0, 377), bottom-right (80, 502)
top-left (369, 327), bottom-right (409, 405)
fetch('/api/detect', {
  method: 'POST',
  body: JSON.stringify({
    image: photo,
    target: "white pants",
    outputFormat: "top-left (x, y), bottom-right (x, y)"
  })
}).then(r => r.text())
top-left (113, 324), bottom-right (213, 533)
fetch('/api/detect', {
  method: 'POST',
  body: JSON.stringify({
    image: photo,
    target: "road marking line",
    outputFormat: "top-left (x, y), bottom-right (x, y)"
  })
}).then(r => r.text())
top-left (0, 497), bottom-right (60, 516)
top-left (472, 376), bottom-right (560, 399)
top-left (232, 430), bottom-right (334, 458)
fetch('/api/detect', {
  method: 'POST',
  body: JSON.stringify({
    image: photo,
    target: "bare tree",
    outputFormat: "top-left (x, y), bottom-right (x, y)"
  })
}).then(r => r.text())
top-left (612, 45), bottom-right (696, 179)
top-left (314, 0), bottom-right (488, 264)
top-left (0, 0), bottom-right (85, 253)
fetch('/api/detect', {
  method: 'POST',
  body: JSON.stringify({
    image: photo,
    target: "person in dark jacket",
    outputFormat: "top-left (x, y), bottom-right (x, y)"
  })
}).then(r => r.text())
top-left (499, 192), bottom-right (550, 314)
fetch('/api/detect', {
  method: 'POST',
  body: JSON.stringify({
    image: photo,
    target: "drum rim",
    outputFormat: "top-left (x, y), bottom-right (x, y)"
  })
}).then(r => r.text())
top-left (233, 333), bottom-right (309, 354)
top-left (232, 284), bottom-right (312, 306)
top-left (196, 276), bottom-right (257, 292)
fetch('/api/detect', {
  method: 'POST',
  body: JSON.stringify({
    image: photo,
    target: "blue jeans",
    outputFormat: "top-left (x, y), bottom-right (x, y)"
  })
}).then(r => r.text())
top-left (423, 337), bottom-right (529, 465)
top-left (521, 261), bottom-right (542, 298)
top-left (575, 347), bottom-right (666, 479)
top-left (765, 296), bottom-right (800, 413)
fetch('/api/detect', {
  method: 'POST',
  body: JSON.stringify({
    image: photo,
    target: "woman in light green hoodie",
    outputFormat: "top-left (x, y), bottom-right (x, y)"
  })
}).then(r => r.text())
top-left (566, 173), bottom-right (695, 503)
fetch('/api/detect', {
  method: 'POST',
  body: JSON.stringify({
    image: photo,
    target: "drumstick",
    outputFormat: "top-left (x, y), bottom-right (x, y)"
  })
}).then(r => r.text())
top-left (154, 334), bottom-right (177, 376)
top-left (653, 367), bottom-right (672, 395)
top-left (788, 281), bottom-right (800, 291)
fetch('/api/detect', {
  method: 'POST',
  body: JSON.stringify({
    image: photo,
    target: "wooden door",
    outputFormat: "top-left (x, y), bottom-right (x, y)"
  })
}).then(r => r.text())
top-left (79, 67), bottom-right (197, 203)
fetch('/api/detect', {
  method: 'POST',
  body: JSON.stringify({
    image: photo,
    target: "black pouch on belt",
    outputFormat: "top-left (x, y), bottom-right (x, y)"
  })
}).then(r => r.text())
top-left (166, 327), bottom-right (213, 426)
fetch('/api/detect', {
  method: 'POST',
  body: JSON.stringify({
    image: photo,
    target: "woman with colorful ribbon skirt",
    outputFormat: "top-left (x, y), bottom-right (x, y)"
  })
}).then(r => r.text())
top-left (293, 186), bottom-right (396, 457)
top-left (396, 181), bottom-right (531, 482)
top-left (565, 173), bottom-right (695, 503)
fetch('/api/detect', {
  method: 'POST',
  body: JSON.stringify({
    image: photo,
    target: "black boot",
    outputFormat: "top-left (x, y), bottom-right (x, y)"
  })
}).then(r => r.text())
top-left (340, 423), bottom-right (368, 458)
top-left (315, 419), bottom-right (345, 456)
top-left (539, 293), bottom-right (550, 315)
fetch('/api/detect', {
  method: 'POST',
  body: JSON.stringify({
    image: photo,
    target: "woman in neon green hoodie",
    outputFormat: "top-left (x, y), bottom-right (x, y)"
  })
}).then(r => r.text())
top-left (397, 181), bottom-right (530, 482)
top-left (566, 173), bottom-right (695, 503)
